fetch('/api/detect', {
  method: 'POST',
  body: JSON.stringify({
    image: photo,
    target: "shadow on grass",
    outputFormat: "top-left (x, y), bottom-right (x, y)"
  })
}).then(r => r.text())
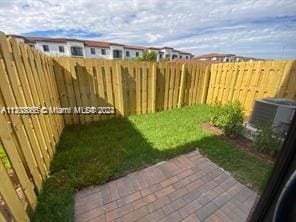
top-left (33, 117), bottom-right (273, 222)
top-left (33, 118), bottom-right (195, 221)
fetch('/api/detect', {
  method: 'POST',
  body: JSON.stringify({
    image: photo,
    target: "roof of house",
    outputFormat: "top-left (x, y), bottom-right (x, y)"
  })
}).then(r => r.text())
top-left (124, 45), bottom-right (146, 50)
top-left (148, 47), bottom-right (161, 50)
top-left (7, 35), bottom-right (67, 43)
top-left (109, 42), bottom-right (125, 47)
top-left (84, 40), bottom-right (110, 48)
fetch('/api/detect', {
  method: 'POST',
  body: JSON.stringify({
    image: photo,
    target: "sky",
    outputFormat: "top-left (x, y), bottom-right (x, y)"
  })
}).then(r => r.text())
top-left (0, 0), bottom-right (295, 59)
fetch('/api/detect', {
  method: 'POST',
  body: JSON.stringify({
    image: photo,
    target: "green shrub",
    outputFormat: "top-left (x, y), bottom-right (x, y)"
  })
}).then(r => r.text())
top-left (211, 100), bottom-right (244, 137)
top-left (254, 122), bottom-right (281, 156)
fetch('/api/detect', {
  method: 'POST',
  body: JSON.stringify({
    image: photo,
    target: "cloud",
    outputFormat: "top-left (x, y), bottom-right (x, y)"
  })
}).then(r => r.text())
top-left (0, 0), bottom-right (295, 58)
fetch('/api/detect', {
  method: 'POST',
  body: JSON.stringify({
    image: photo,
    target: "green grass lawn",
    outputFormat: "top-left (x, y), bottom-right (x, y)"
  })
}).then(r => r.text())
top-left (33, 104), bottom-right (273, 221)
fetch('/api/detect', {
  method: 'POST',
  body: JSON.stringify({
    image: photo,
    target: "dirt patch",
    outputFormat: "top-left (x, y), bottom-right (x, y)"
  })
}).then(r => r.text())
top-left (201, 122), bottom-right (275, 164)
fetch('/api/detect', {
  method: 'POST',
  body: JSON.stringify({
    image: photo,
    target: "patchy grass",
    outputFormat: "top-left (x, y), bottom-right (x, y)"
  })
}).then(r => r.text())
top-left (0, 144), bottom-right (11, 169)
top-left (33, 104), bottom-right (273, 221)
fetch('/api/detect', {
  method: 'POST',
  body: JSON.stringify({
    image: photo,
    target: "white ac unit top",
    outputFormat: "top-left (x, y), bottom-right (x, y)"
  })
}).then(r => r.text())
top-left (249, 97), bottom-right (296, 135)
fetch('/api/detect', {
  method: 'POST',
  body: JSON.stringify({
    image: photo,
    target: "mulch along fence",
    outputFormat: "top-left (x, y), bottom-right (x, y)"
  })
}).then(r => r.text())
top-left (0, 32), bottom-right (295, 221)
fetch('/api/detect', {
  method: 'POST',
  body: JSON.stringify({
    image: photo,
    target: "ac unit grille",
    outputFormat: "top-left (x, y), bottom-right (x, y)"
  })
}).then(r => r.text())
top-left (249, 101), bottom-right (277, 126)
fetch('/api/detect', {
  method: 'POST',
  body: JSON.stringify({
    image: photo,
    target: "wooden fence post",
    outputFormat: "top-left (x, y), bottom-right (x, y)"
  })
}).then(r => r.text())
top-left (116, 63), bottom-right (125, 116)
top-left (178, 64), bottom-right (186, 108)
top-left (201, 65), bottom-right (211, 104)
top-left (151, 63), bottom-right (157, 113)
top-left (275, 60), bottom-right (294, 97)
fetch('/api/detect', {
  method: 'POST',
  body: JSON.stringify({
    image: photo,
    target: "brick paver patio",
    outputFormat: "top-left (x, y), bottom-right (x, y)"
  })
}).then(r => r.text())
top-left (75, 150), bottom-right (258, 221)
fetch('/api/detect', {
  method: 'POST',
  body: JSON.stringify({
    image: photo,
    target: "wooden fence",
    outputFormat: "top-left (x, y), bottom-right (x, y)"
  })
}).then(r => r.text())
top-left (0, 34), bottom-right (211, 220)
top-left (53, 58), bottom-right (211, 125)
top-left (0, 33), bottom-right (64, 221)
top-left (0, 33), bottom-right (295, 221)
top-left (206, 60), bottom-right (296, 115)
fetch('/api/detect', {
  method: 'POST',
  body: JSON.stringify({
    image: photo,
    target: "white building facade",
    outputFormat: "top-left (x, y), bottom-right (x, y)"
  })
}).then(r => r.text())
top-left (10, 35), bottom-right (193, 61)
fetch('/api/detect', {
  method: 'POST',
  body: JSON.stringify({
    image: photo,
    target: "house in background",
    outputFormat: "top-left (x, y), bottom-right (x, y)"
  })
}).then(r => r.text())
top-left (193, 53), bottom-right (262, 62)
top-left (8, 35), bottom-right (193, 61)
top-left (147, 47), bottom-right (193, 61)
top-left (123, 45), bottom-right (145, 60)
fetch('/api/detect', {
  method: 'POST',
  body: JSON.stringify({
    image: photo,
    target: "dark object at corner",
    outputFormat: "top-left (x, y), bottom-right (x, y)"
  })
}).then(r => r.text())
top-left (248, 111), bottom-right (296, 221)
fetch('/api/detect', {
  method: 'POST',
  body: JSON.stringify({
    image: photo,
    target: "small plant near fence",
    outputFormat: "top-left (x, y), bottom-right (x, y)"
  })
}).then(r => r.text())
top-left (211, 100), bottom-right (244, 137)
top-left (254, 122), bottom-right (282, 156)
